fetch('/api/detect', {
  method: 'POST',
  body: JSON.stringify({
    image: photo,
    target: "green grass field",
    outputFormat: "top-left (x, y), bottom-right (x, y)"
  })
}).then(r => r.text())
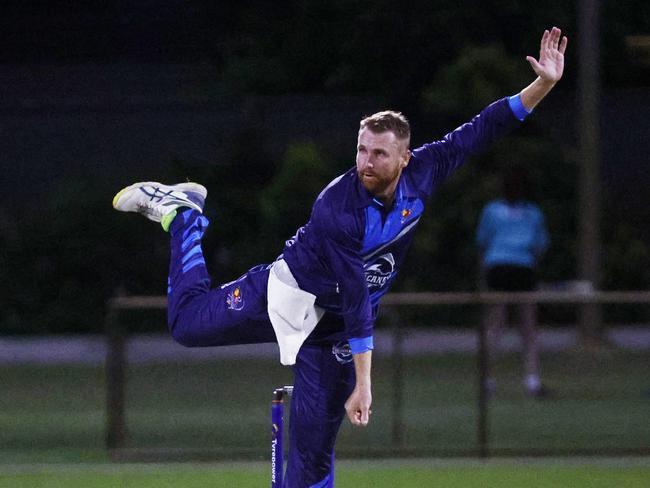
top-left (1, 349), bottom-right (649, 462)
top-left (1, 347), bottom-right (649, 488)
top-left (1, 460), bottom-right (650, 487)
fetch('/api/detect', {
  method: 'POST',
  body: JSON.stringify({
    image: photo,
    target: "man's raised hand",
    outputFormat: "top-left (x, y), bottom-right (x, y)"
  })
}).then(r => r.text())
top-left (526, 27), bottom-right (568, 84)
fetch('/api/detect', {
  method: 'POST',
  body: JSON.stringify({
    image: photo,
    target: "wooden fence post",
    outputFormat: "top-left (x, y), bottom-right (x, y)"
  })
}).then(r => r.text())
top-left (477, 307), bottom-right (490, 458)
top-left (105, 297), bottom-right (126, 451)
top-left (387, 308), bottom-right (405, 448)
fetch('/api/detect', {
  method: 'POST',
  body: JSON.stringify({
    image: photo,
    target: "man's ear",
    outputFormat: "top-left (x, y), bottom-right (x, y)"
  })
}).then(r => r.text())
top-left (402, 149), bottom-right (411, 168)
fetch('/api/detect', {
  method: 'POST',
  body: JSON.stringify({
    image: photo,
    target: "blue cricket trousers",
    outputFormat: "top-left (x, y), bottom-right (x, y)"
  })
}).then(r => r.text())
top-left (167, 210), bottom-right (355, 488)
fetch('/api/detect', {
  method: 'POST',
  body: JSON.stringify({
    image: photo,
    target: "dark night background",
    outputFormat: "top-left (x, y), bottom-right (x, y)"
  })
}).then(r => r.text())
top-left (1, 1), bottom-right (648, 334)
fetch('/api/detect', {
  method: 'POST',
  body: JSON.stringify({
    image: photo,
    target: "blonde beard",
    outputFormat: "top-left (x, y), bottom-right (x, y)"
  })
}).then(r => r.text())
top-left (357, 167), bottom-right (401, 198)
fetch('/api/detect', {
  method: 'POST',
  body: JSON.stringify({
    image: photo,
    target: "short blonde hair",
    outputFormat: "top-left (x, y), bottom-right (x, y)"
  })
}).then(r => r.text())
top-left (360, 110), bottom-right (410, 147)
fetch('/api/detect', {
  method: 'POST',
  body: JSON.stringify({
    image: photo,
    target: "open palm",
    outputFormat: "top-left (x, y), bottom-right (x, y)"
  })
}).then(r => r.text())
top-left (527, 27), bottom-right (568, 83)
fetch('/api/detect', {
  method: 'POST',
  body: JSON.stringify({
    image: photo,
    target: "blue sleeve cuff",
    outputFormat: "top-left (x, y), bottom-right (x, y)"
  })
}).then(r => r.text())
top-left (508, 94), bottom-right (532, 121)
top-left (349, 336), bottom-right (374, 354)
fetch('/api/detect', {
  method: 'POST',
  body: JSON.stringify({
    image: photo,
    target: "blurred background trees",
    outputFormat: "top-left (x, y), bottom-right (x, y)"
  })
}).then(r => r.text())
top-left (1, 0), bottom-right (648, 333)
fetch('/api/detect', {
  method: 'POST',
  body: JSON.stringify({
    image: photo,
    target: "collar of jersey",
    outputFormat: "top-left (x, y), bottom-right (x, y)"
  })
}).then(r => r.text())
top-left (361, 184), bottom-right (425, 256)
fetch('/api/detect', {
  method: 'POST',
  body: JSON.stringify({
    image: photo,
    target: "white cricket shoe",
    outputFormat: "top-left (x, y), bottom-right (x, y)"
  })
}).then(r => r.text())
top-left (112, 181), bottom-right (207, 230)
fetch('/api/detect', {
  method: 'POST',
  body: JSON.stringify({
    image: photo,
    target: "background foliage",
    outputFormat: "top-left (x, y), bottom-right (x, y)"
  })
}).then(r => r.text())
top-left (1, 1), bottom-right (649, 333)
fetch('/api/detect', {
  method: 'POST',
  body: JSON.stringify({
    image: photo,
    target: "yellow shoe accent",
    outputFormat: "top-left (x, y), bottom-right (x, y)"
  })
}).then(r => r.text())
top-left (161, 209), bottom-right (178, 232)
top-left (112, 187), bottom-right (129, 209)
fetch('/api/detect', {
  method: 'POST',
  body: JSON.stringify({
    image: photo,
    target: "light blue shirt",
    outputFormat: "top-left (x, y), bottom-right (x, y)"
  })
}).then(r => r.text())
top-left (476, 199), bottom-right (549, 269)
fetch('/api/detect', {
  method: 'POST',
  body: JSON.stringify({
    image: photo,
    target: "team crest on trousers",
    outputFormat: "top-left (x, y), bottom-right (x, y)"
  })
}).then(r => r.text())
top-left (226, 286), bottom-right (244, 311)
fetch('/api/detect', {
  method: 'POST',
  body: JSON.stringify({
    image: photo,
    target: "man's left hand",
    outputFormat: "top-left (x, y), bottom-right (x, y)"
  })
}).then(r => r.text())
top-left (526, 26), bottom-right (568, 84)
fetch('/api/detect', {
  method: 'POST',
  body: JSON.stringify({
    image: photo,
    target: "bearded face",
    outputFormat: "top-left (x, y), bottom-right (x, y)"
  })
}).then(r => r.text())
top-left (356, 127), bottom-right (410, 204)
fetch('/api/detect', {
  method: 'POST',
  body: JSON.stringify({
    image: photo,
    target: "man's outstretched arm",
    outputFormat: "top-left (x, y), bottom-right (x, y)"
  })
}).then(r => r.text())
top-left (520, 26), bottom-right (568, 111)
top-left (410, 27), bottom-right (568, 192)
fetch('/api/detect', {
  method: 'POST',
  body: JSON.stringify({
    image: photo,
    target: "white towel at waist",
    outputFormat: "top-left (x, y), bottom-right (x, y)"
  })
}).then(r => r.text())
top-left (267, 259), bottom-right (325, 365)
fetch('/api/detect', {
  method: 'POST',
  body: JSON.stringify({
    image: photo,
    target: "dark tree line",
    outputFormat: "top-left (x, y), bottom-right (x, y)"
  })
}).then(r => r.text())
top-left (1, 1), bottom-right (649, 333)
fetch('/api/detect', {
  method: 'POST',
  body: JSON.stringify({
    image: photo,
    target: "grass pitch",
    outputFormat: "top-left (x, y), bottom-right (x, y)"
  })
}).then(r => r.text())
top-left (1, 349), bottom-right (649, 461)
top-left (1, 459), bottom-right (649, 487)
top-left (1, 347), bottom-right (650, 486)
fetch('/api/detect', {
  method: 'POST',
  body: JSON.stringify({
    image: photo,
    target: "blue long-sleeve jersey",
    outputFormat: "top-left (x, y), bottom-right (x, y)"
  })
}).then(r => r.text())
top-left (282, 96), bottom-right (527, 352)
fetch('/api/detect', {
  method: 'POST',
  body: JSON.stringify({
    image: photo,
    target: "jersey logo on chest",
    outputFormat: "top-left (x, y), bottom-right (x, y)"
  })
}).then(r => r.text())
top-left (364, 252), bottom-right (396, 290)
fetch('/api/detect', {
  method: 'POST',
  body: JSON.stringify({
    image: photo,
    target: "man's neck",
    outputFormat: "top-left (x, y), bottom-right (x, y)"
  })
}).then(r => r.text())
top-left (375, 193), bottom-right (395, 208)
top-left (373, 180), bottom-right (399, 208)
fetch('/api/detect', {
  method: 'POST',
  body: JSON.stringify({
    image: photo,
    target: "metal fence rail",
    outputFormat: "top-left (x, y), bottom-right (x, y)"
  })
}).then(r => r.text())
top-left (108, 290), bottom-right (650, 310)
top-left (105, 290), bottom-right (650, 459)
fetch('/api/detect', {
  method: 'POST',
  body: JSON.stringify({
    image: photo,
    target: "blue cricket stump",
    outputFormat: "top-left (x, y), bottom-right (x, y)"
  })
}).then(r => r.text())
top-left (271, 385), bottom-right (293, 488)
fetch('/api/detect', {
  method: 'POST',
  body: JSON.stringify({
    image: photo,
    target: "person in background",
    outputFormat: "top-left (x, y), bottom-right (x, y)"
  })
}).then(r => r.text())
top-left (476, 164), bottom-right (551, 398)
